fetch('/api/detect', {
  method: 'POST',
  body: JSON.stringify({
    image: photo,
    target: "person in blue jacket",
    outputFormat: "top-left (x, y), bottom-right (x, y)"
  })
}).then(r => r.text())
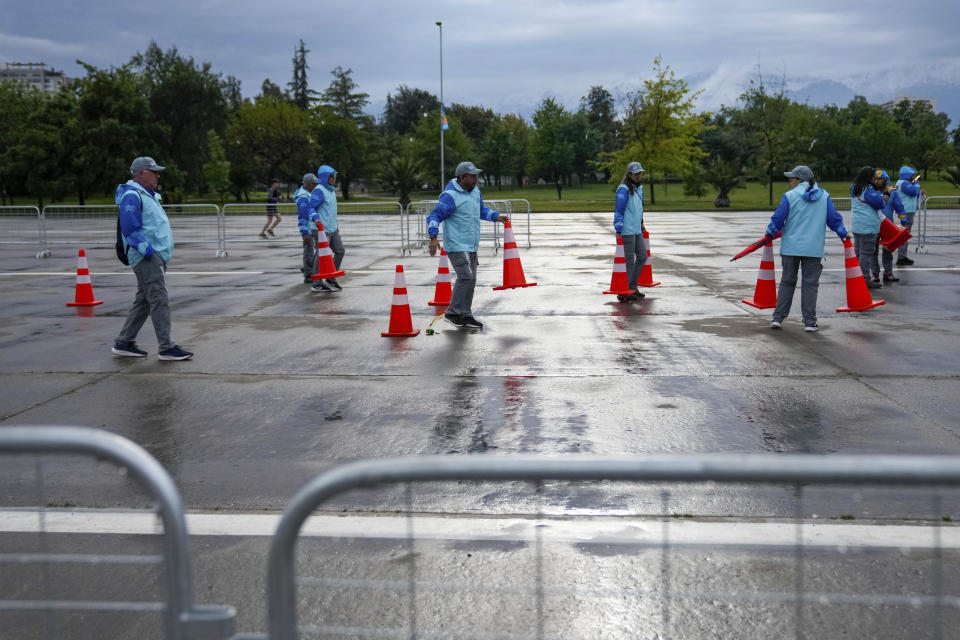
top-left (894, 165), bottom-right (921, 265)
top-left (849, 167), bottom-right (889, 289)
top-left (307, 165), bottom-right (343, 292)
top-left (877, 169), bottom-right (905, 282)
top-left (294, 172), bottom-right (319, 284)
top-left (613, 161), bottom-right (647, 302)
top-left (764, 165), bottom-right (848, 332)
top-left (427, 161), bottom-right (509, 330)
top-left (112, 157), bottom-right (193, 360)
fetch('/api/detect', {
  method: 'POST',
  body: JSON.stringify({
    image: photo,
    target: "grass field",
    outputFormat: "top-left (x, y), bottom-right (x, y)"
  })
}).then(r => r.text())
top-left (7, 179), bottom-right (959, 213)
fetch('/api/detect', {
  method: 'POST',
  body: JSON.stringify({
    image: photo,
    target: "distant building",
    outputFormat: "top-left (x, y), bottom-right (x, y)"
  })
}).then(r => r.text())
top-left (880, 95), bottom-right (936, 113)
top-left (0, 62), bottom-right (71, 93)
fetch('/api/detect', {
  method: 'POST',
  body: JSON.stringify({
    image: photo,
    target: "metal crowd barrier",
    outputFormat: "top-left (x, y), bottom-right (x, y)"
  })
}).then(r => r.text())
top-left (220, 201), bottom-right (405, 258)
top-left (0, 206), bottom-right (46, 257)
top-left (40, 204), bottom-right (222, 258)
top-left (249, 454), bottom-right (960, 640)
top-left (917, 195), bottom-right (960, 252)
top-left (0, 426), bottom-right (235, 640)
top-left (404, 200), bottom-right (506, 256)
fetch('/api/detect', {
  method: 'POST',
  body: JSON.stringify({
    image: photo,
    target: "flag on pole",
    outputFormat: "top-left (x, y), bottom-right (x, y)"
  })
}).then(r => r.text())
top-left (440, 105), bottom-right (449, 131)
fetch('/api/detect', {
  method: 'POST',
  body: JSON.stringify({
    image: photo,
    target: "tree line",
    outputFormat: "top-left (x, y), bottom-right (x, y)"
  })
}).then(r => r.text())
top-left (2, 42), bottom-right (958, 209)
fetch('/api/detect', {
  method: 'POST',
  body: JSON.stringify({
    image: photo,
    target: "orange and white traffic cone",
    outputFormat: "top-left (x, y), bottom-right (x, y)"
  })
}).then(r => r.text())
top-left (603, 236), bottom-right (636, 296)
top-left (837, 237), bottom-right (885, 312)
top-left (493, 220), bottom-right (537, 290)
top-left (636, 230), bottom-right (661, 287)
top-left (381, 265), bottom-right (420, 337)
top-left (310, 223), bottom-right (346, 281)
top-left (741, 240), bottom-right (777, 309)
top-left (877, 216), bottom-right (912, 253)
top-left (66, 249), bottom-right (103, 307)
top-left (428, 248), bottom-right (452, 306)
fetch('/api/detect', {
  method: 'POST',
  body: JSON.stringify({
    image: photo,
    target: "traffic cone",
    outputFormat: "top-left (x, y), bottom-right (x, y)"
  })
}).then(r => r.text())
top-left (877, 217), bottom-right (912, 253)
top-left (493, 220), bottom-right (537, 290)
top-left (636, 230), bottom-right (661, 287)
top-left (66, 249), bottom-right (103, 307)
top-left (381, 265), bottom-right (420, 337)
top-left (837, 237), bottom-right (885, 313)
top-left (310, 223), bottom-right (346, 281)
top-left (603, 236), bottom-right (636, 295)
top-left (428, 248), bottom-right (452, 306)
top-left (741, 240), bottom-right (777, 309)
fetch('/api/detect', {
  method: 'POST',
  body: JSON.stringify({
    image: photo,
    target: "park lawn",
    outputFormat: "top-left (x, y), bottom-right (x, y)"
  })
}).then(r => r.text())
top-left (7, 180), bottom-right (959, 212)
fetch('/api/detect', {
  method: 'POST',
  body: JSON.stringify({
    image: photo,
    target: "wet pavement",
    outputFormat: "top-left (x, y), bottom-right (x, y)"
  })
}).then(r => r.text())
top-left (1, 211), bottom-right (959, 637)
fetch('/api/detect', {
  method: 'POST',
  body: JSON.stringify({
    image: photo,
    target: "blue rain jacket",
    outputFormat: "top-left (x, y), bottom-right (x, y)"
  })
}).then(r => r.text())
top-left (766, 182), bottom-right (847, 258)
top-left (427, 179), bottom-right (500, 253)
top-left (849, 184), bottom-right (886, 234)
top-left (896, 165), bottom-right (920, 213)
top-left (613, 183), bottom-right (644, 235)
top-left (295, 185), bottom-right (317, 236)
top-left (115, 180), bottom-right (173, 267)
top-left (309, 165), bottom-right (338, 233)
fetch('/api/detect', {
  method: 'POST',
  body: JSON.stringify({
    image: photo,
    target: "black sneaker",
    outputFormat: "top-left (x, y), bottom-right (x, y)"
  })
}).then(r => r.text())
top-left (325, 278), bottom-right (342, 291)
top-left (112, 342), bottom-right (147, 357)
top-left (629, 292), bottom-right (645, 300)
top-left (883, 273), bottom-right (900, 282)
top-left (616, 294), bottom-right (631, 302)
top-left (311, 281), bottom-right (333, 292)
top-left (896, 256), bottom-right (914, 266)
top-left (462, 315), bottom-right (484, 329)
top-left (444, 313), bottom-right (467, 328)
top-left (158, 346), bottom-right (193, 361)
top-left (267, 229), bottom-right (276, 237)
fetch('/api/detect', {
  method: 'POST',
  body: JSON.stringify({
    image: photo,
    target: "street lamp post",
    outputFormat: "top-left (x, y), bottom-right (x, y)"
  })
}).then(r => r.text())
top-left (436, 21), bottom-right (444, 189)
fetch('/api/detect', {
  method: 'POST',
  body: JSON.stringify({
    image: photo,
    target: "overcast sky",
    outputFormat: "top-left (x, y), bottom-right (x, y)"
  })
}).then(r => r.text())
top-left (4, 0), bottom-right (959, 120)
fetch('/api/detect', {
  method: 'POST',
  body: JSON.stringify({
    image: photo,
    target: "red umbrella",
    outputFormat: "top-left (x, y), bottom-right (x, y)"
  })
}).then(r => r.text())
top-left (730, 230), bottom-right (782, 262)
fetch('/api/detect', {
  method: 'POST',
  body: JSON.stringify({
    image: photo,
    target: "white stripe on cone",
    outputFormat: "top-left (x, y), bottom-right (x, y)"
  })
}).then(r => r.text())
top-left (76, 275), bottom-right (91, 284)
top-left (846, 266), bottom-right (864, 279)
top-left (503, 248), bottom-right (520, 260)
top-left (78, 257), bottom-right (89, 270)
top-left (392, 294), bottom-right (409, 306)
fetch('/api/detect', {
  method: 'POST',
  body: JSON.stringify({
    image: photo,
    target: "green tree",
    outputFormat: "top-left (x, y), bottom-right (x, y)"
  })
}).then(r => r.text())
top-left (310, 104), bottom-right (368, 200)
top-left (601, 56), bottom-right (706, 204)
top-left (0, 82), bottom-right (44, 204)
top-left (410, 108), bottom-right (474, 188)
top-left (528, 97), bottom-right (575, 183)
top-left (203, 130), bottom-right (231, 204)
top-left (321, 66), bottom-right (370, 122)
top-left (579, 86), bottom-right (619, 180)
top-left (7, 90), bottom-right (73, 208)
top-left (377, 152), bottom-right (424, 209)
top-left (258, 78), bottom-right (287, 103)
top-left (447, 103), bottom-right (496, 148)
top-left (288, 39), bottom-right (318, 110)
top-left (382, 85), bottom-right (439, 135)
top-left (731, 71), bottom-right (794, 205)
top-left (892, 99), bottom-right (952, 178)
top-left (480, 114), bottom-right (531, 188)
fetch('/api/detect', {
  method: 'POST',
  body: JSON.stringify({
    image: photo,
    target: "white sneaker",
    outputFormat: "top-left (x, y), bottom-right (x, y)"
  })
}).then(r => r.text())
top-left (804, 325), bottom-right (819, 332)
top-left (770, 320), bottom-right (782, 329)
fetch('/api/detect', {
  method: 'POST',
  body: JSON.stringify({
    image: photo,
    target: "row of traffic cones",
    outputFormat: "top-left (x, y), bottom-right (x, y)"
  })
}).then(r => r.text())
top-left (603, 230), bottom-right (662, 296)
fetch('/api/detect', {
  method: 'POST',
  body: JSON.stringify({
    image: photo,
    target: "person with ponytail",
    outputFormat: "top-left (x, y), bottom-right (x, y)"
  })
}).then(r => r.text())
top-left (763, 165), bottom-right (848, 332)
top-left (849, 167), bottom-right (889, 289)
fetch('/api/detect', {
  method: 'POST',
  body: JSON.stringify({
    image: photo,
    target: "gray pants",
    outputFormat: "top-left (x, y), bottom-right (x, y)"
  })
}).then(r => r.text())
top-left (447, 251), bottom-right (479, 316)
top-left (772, 255), bottom-right (822, 328)
top-left (301, 229), bottom-right (319, 279)
top-left (326, 228), bottom-right (345, 270)
top-left (116, 256), bottom-right (174, 351)
top-left (878, 237), bottom-right (893, 275)
top-left (853, 233), bottom-right (878, 279)
top-left (898, 212), bottom-right (915, 258)
top-left (621, 234), bottom-right (648, 289)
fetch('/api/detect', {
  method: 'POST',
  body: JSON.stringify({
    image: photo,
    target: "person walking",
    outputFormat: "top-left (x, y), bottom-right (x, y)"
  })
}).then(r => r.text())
top-left (259, 180), bottom-right (283, 238)
top-left (765, 165), bottom-right (849, 332)
top-left (427, 161), bottom-right (509, 330)
top-left (613, 161), bottom-right (647, 302)
top-left (294, 173), bottom-right (320, 284)
top-left (307, 165), bottom-right (344, 292)
top-left (894, 165), bottom-right (921, 265)
top-left (849, 167), bottom-right (889, 289)
top-left (112, 157), bottom-right (193, 360)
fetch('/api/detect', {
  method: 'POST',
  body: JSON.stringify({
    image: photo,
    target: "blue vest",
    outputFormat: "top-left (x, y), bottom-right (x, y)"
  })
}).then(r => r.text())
top-left (313, 185), bottom-right (338, 233)
top-left (119, 181), bottom-right (173, 267)
top-left (850, 187), bottom-right (883, 234)
top-left (895, 180), bottom-right (919, 213)
top-left (616, 184), bottom-right (644, 235)
top-left (441, 180), bottom-right (484, 253)
top-left (780, 184), bottom-right (830, 258)
top-left (294, 186), bottom-right (317, 234)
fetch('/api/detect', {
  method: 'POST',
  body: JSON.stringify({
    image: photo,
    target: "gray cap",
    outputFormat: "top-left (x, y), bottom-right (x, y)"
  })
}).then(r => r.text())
top-left (302, 173), bottom-right (319, 186)
top-left (784, 165), bottom-right (814, 181)
top-left (626, 161), bottom-right (645, 174)
top-left (130, 157), bottom-right (165, 174)
top-left (455, 161), bottom-right (482, 176)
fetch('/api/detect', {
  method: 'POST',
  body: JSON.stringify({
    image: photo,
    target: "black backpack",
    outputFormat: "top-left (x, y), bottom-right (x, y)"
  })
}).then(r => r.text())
top-left (115, 191), bottom-right (142, 265)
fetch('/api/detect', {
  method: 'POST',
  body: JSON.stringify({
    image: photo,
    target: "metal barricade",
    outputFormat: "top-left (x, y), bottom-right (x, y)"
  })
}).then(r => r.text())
top-left (0, 206), bottom-right (47, 258)
top-left (41, 204), bottom-right (222, 258)
top-left (250, 454), bottom-right (960, 640)
top-left (917, 195), bottom-right (960, 252)
top-left (0, 426), bottom-right (235, 640)
top-left (404, 200), bottom-right (503, 256)
top-left (221, 201), bottom-right (404, 258)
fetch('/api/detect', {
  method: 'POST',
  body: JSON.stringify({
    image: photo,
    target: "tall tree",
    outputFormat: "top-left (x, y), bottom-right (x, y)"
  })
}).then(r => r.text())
top-left (288, 39), bottom-right (318, 110)
top-left (258, 78), bottom-right (287, 103)
top-left (310, 104), bottom-right (368, 200)
top-left (377, 153), bottom-right (424, 209)
top-left (382, 85), bottom-right (439, 135)
top-left (447, 103), bottom-right (496, 147)
top-left (528, 97), bottom-right (576, 183)
top-left (321, 66), bottom-right (370, 122)
top-left (0, 82), bottom-right (45, 204)
top-left (410, 108), bottom-right (474, 187)
top-left (579, 85), bottom-right (619, 179)
top-left (732, 70), bottom-right (793, 206)
top-left (480, 114), bottom-right (531, 188)
top-left (892, 99), bottom-right (952, 178)
top-left (203, 130), bottom-right (231, 204)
